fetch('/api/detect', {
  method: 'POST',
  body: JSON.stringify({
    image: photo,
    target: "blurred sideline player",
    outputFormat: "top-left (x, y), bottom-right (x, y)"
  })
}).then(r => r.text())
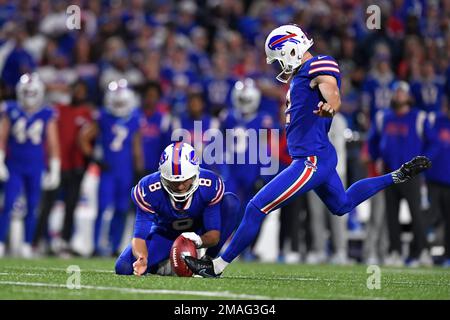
top-left (184, 24), bottom-right (432, 277)
top-left (219, 78), bottom-right (274, 260)
top-left (115, 142), bottom-right (240, 276)
top-left (368, 81), bottom-right (436, 267)
top-left (139, 81), bottom-right (171, 174)
top-left (426, 106), bottom-right (450, 267)
top-left (0, 73), bottom-right (60, 258)
top-left (171, 90), bottom-right (220, 173)
top-left (79, 79), bottom-right (144, 256)
top-left (33, 80), bottom-right (93, 256)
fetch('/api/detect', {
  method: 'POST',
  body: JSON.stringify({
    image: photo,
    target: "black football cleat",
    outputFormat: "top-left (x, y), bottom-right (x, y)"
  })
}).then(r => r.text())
top-left (183, 255), bottom-right (221, 278)
top-left (392, 156), bottom-right (432, 183)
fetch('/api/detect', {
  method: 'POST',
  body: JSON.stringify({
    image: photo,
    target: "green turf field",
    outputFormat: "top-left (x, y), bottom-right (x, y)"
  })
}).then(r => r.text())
top-left (0, 257), bottom-right (448, 299)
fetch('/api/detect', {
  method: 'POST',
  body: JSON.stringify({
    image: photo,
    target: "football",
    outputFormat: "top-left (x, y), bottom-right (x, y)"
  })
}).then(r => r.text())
top-left (170, 235), bottom-right (198, 277)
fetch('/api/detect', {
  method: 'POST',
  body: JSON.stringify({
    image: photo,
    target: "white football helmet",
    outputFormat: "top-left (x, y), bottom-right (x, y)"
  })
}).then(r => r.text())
top-left (16, 73), bottom-right (45, 112)
top-left (159, 142), bottom-right (200, 202)
top-left (104, 79), bottom-right (137, 117)
top-left (265, 24), bottom-right (314, 83)
top-left (231, 78), bottom-right (261, 115)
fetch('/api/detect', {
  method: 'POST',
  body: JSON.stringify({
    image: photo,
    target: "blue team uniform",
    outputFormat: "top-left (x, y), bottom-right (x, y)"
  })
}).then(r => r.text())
top-left (140, 110), bottom-right (171, 173)
top-left (93, 108), bottom-right (140, 254)
top-left (114, 169), bottom-right (240, 275)
top-left (410, 79), bottom-right (445, 113)
top-left (171, 113), bottom-right (221, 172)
top-left (425, 112), bottom-right (450, 186)
top-left (203, 76), bottom-right (236, 113)
top-left (220, 55), bottom-right (395, 263)
top-left (367, 108), bottom-right (437, 171)
top-left (362, 73), bottom-right (396, 121)
top-left (0, 101), bottom-right (54, 244)
top-left (220, 110), bottom-right (275, 217)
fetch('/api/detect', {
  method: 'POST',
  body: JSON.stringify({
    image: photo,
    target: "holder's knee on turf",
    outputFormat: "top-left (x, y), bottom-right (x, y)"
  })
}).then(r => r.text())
top-left (114, 258), bottom-right (133, 275)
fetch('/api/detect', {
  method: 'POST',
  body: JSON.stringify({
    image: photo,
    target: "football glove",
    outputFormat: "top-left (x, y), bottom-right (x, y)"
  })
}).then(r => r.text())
top-left (42, 158), bottom-right (61, 190)
top-left (181, 232), bottom-right (203, 248)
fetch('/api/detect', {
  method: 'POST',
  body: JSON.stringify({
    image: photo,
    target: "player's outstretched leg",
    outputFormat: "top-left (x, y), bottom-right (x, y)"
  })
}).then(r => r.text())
top-left (316, 156), bottom-right (432, 216)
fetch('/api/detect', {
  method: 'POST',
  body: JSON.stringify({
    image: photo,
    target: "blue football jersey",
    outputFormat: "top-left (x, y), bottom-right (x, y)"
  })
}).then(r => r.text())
top-left (140, 111), bottom-right (171, 172)
top-left (285, 55), bottom-right (341, 157)
top-left (131, 168), bottom-right (225, 238)
top-left (362, 73), bottom-right (396, 120)
top-left (171, 114), bottom-right (220, 171)
top-left (220, 110), bottom-right (274, 177)
top-left (2, 100), bottom-right (54, 171)
top-left (411, 79), bottom-right (445, 113)
top-left (424, 112), bottom-right (450, 185)
top-left (96, 108), bottom-right (140, 171)
top-left (203, 76), bottom-right (236, 112)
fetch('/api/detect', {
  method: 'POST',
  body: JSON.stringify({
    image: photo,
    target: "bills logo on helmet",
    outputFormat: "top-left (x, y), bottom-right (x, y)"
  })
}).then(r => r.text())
top-left (188, 149), bottom-right (199, 166)
top-left (268, 32), bottom-right (301, 50)
top-left (159, 150), bottom-right (169, 166)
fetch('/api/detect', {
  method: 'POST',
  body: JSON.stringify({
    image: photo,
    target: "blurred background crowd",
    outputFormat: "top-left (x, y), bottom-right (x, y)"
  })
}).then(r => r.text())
top-left (0, 0), bottom-right (449, 267)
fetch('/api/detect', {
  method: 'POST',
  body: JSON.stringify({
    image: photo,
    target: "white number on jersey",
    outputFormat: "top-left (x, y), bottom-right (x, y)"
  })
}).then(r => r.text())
top-left (148, 182), bottom-right (162, 192)
top-left (199, 178), bottom-right (212, 187)
top-left (110, 125), bottom-right (129, 152)
top-left (12, 118), bottom-right (44, 145)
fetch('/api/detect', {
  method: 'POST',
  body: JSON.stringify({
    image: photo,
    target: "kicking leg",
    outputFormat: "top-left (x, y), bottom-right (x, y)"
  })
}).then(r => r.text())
top-left (184, 157), bottom-right (324, 277)
top-left (316, 155), bottom-right (432, 216)
top-left (315, 168), bottom-right (393, 216)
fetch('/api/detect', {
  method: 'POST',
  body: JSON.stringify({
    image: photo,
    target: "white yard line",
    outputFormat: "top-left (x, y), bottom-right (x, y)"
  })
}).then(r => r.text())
top-left (3, 266), bottom-right (114, 273)
top-left (0, 280), bottom-right (290, 300)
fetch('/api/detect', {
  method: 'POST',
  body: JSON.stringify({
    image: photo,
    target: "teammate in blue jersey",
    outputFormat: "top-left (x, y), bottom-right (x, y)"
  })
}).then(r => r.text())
top-left (79, 79), bottom-right (144, 256)
top-left (220, 78), bottom-right (275, 217)
top-left (361, 48), bottom-right (397, 122)
top-left (139, 82), bottom-right (172, 174)
top-left (425, 109), bottom-right (450, 266)
top-left (171, 91), bottom-right (221, 173)
top-left (114, 142), bottom-right (240, 276)
top-left (410, 61), bottom-right (445, 113)
top-left (368, 81), bottom-right (438, 265)
top-left (0, 73), bottom-right (61, 258)
top-left (184, 24), bottom-right (432, 277)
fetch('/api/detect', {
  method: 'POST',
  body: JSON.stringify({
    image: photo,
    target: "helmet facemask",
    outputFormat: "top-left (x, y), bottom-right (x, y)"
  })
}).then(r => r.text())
top-left (16, 73), bottom-right (45, 112)
top-left (105, 79), bottom-right (137, 117)
top-left (231, 79), bottom-right (261, 115)
top-left (160, 173), bottom-right (200, 203)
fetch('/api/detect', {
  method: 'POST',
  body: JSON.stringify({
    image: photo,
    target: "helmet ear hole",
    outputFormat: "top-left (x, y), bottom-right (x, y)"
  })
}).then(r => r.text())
top-left (290, 48), bottom-right (296, 57)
